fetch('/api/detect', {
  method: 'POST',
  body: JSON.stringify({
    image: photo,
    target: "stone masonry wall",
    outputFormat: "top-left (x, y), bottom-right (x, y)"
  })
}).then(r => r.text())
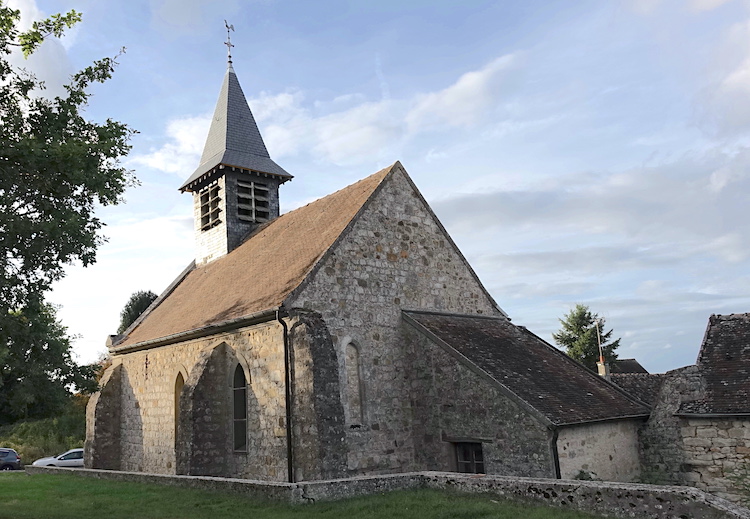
top-left (403, 324), bottom-right (554, 477)
top-left (557, 420), bottom-right (642, 482)
top-left (287, 311), bottom-right (347, 482)
top-left (679, 418), bottom-right (750, 503)
top-left (640, 364), bottom-right (750, 503)
top-left (85, 363), bottom-right (123, 470)
top-left (287, 165), bottom-right (505, 476)
top-left (96, 320), bottom-right (288, 479)
top-left (640, 365), bottom-right (704, 483)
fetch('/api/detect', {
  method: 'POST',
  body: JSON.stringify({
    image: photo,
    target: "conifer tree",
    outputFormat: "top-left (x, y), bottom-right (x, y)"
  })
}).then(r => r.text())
top-left (552, 304), bottom-right (620, 371)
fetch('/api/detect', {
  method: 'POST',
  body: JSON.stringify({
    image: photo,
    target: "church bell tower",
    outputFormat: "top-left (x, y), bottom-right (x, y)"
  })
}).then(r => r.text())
top-left (179, 27), bottom-right (292, 265)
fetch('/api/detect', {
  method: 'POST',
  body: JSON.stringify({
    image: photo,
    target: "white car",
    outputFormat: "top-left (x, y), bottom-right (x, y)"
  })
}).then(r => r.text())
top-left (32, 448), bottom-right (84, 468)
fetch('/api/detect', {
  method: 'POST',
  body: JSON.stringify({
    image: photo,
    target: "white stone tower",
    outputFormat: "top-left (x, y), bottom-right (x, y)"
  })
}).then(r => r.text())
top-left (179, 60), bottom-right (292, 265)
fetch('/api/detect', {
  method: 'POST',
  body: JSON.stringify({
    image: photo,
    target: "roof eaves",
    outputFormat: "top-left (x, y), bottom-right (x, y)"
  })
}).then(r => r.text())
top-left (554, 413), bottom-right (650, 428)
top-left (401, 310), bottom-right (554, 428)
top-left (110, 307), bottom-right (280, 355)
top-left (516, 325), bottom-right (653, 412)
top-left (112, 260), bottom-right (197, 347)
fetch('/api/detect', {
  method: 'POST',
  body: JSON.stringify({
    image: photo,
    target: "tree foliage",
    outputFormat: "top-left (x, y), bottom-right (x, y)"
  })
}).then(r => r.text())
top-left (0, 298), bottom-right (98, 425)
top-left (0, 5), bottom-right (134, 424)
top-left (117, 290), bottom-right (157, 334)
top-left (552, 304), bottom-right (620, 371)
top-left (0, 4), bottom-right (136, 313)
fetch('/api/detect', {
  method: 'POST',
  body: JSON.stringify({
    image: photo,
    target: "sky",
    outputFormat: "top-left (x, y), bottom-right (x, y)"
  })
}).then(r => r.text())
top-left (7, 0), bottom-right (750, 373)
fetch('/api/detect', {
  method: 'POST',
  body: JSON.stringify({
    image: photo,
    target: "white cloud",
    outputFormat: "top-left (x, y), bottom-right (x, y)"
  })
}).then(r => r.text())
top-left (689, 0), bottom-right (735, 11)
top-left (129, 115), bottom-right (210, 175)
top-left (698, 15), bottom-right (750, 137)
top-left (6, 0), bottom-right (74, 99)
top-left (406, 54), bottom-right (518, 132)
top-left (134, 54), bottom-right (528, 169)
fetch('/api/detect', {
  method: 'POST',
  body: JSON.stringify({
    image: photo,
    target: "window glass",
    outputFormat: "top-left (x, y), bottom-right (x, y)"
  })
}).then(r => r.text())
top-left (233, 365), bottom-right (248, 451)
top-left (455, 442), bottom-right (485, 474)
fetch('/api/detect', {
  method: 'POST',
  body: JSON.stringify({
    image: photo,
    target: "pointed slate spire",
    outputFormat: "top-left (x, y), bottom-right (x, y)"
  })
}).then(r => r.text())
top-left (179, 63), bottom-right (292, 192)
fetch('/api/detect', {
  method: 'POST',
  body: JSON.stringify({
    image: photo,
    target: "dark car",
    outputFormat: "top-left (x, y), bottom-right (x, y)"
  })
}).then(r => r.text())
top-left (0, 448), bottom-right (22, 470)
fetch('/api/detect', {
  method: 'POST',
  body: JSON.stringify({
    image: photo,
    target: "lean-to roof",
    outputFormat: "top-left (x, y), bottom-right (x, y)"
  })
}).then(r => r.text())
top-left (403, 310), bottom-right (650, 426)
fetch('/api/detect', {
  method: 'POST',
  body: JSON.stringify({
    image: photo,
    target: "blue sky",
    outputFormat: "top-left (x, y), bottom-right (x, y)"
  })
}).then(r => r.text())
top-left (9, 0), bottom-right (750, 372)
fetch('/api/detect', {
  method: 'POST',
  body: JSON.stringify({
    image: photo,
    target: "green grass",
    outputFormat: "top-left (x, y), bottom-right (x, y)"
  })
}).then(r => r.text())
top-left (0, 472), bottom-right (603, 519)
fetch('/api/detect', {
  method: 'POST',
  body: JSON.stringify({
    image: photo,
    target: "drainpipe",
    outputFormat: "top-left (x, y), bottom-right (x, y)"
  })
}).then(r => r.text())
top-left (277, 307), bottom-right (295, 483)
top-left (549, 427), bottom-right (561, 479)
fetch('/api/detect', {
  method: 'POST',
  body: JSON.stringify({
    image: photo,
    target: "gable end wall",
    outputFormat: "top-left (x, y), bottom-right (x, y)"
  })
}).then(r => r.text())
top-left (287, 166), bottom-right (505, 475)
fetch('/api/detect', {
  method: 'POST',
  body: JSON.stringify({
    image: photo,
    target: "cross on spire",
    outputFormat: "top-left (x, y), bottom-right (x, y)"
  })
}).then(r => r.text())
top-left (224, 20), bottom-right (235, 65)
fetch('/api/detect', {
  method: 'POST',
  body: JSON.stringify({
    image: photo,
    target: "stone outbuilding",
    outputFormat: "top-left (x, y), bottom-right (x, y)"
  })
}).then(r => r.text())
top-left (640, 313), bottom-right (750, 502)
top-left (86, 58), bottom-right (650, 484)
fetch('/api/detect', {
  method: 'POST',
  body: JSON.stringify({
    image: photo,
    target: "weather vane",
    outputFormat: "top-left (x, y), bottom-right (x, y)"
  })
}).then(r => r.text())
top-left (224, 20), bottom-right (235, 64)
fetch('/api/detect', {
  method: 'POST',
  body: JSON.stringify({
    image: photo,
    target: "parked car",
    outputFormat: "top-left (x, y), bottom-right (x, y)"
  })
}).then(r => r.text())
top-left (32, 448), bottom-right (84, 468)
top-left (0, 448), bottom-right (22, 470)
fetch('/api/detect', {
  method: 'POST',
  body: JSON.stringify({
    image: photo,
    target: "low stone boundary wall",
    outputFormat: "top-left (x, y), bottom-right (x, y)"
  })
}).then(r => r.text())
top-left (24, 466), bottom-right (750, 519)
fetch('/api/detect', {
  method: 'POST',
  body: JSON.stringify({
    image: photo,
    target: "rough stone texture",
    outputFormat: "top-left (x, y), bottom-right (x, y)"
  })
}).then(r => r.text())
top-left (674, 417), bottom-right (750, 502)
top-left (287, 310), bottom-right (347, 481)
top-left (558, 420), bottom-right (642, 482)
top-left (640, 364), bottom-right (750, 503)
top-left (85, 363), bottom-right (123, 470)
top-left (90, 321), bottom-right (289, 480)
top-left (26, 467), bottom-right (750, 519)
top-left (287, 166), bottom-right (504, 476)
top-left (640, 366), bottom-right (704, 484)
top-left (403, 323), bottom-right (555, 478)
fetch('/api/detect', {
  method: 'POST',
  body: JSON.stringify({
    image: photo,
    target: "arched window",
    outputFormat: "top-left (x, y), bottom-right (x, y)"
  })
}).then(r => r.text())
top-left (174, 372), bottom-right (184, 443)
top-left (345, 343), bottom-right (364, 425)
top-left (233, 365), bottom-right (247, 451)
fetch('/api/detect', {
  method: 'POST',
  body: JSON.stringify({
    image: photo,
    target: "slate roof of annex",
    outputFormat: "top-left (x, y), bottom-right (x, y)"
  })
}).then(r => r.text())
top-left (403, 311), bottom-right (650, 426)
top-left (119, 164), bottom-right (393, 347)
top-left (679, 313), bottom-right (750, 416)
top-left (610, 358), bottom-right (649, 374)
top-left (610, 373), bottom-right (665, 406)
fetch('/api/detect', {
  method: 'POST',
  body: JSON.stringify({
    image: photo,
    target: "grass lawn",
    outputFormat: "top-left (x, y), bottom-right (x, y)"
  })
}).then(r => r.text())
top-left (0, 472), bottom-right (603, 519)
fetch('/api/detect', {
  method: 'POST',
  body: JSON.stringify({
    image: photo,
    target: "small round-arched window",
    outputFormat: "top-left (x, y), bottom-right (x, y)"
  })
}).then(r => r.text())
top-left (233, 365), bottom-right (247, 451)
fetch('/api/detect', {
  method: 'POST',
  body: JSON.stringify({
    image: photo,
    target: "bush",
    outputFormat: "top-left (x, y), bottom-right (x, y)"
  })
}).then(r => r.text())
top-left (0, 398), bottom-right (87, 462)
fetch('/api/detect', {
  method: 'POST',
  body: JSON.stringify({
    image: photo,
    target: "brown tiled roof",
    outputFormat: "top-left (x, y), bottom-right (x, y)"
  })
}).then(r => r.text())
top-left (610, 373), bottom-right (665, 406)
top-left (610, 358), bottom-right (649, 374)
top-left (679, 313), bottom-right (750, 416)
top-left (403, 311), bottom-right (649, 426)
top-left (119, 164), bottom-right (393, 347)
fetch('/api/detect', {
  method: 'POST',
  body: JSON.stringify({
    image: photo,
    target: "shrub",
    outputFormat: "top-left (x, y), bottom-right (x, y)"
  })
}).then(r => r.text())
top-left (0, 401), bottom-right (87, 462)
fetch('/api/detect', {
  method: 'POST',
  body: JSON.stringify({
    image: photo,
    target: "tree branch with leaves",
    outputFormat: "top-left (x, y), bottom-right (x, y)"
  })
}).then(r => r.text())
top-left (0, 3), bottom-right (134, 422)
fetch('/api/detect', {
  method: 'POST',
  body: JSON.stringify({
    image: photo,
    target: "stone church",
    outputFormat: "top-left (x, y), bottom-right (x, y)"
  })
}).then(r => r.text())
top-left (85, 59), bottom-right (651, 483)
